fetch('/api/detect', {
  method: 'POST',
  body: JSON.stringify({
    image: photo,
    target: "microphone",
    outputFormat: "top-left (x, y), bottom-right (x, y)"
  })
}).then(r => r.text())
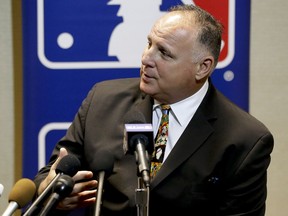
top-left (123, 110), bottom-right (154, 187)
top-left (2, 178), bottom-right (36, 216)
top-left (23, 154), bottom-right (81, 216)
top-left (92, 150), bottom-right (114, 216)
top-left (38, 175), bottom-right (74, 216)
top-left (0, 183), bottom-right (3, 197)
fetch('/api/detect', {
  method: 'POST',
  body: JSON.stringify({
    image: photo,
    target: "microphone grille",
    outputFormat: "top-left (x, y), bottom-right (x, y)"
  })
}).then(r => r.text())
top-left (56, 154), bottom-right (81, 177)
top-left (53, 175), bottom-right (75, 198)
top-left (9, 178), bottom-right (36, 207)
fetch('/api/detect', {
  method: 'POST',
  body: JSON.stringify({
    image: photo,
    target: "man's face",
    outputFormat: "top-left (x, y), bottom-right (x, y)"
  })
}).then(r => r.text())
top-left (140, 12), bottom-right (203, 104)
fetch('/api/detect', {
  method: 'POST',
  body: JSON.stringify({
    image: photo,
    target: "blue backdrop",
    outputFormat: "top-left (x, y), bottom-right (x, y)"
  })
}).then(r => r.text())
top-left (22, 0), bottom-right (250, 180)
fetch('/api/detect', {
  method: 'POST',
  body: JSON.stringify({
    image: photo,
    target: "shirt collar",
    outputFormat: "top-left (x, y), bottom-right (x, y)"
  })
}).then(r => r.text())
top-left (153, 80), bottom-right (209, 126)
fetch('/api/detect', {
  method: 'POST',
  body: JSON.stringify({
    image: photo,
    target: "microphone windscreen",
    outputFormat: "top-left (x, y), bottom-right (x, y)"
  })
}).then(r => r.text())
top-left (53, 175), bottom-right (74, 197)
top-left (93, 150), bottom-right (114, 175)
top-left (8, 178), bottom-right (36, 207)
top-left (55, 154), bottom-right (81, 177)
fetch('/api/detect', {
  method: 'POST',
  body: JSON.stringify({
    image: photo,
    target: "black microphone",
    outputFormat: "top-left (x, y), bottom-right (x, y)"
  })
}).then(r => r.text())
top-left (38, 175), bottom-right (74, 216)
top-left (92, 150), bottom-right (114, 216)
top-left (2, 178), bottom-right (36, 216)
top-left (23, 154), bottom-right (81, 216)
top-left (123, 110), bottom-right (154, 187)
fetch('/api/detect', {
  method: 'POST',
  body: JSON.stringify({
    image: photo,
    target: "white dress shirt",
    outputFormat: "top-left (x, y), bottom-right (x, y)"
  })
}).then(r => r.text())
top-left (152, 80), bottom-right (209, 162)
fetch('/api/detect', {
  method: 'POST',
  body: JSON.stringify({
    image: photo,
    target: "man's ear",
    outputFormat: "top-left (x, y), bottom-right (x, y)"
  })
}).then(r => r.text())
top-left (195, 56), bottom-right (214, 80)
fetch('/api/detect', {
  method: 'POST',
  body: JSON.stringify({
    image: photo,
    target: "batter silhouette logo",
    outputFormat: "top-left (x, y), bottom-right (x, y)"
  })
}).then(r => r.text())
top-left (37, 0), bottom-right (234, 69)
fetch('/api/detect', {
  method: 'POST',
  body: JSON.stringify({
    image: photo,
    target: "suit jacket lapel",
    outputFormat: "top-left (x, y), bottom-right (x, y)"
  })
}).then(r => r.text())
top-left (150, 109), bottom-right (215, 188)
top-left (151, 81), bottom-right (218, 189)
top-left (132, 93), bottom-right (153, 123)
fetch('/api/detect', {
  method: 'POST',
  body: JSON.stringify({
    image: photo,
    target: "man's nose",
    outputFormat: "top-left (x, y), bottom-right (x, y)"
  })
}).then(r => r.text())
top-left (141, 47), bottom-right (154, 66)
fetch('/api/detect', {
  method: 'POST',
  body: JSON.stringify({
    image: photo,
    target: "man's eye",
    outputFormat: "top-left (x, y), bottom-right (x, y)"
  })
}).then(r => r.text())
top-left (147, 41), bottom-right (152, 48)
top-left (160, 49), bottom-right (171, 57)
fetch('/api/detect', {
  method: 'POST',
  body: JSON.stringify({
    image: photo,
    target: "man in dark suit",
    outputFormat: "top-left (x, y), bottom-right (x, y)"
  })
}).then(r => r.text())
top-left (34, 5), bottom-right (274, 216)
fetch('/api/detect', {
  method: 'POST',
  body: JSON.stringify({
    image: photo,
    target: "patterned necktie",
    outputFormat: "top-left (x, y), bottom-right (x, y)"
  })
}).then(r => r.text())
top-left (150, 104), bottom-right (170, 178)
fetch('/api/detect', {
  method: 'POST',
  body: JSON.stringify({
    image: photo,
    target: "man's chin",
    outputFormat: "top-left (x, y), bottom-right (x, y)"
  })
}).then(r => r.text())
top-left (139, 82), bottom-right (155, 96)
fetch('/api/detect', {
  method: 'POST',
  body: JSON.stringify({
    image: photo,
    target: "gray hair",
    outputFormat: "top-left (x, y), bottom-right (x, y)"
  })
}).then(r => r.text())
top-left (169, 4), bottom-right (223, 66)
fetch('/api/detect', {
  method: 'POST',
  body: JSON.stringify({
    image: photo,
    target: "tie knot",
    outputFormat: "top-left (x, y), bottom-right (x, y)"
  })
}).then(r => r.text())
top-left (160, 104), bottom-right (170, 115)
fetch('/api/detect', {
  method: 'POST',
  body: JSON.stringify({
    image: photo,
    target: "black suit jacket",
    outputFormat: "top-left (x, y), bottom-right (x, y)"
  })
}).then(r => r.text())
top-left (35, 78), bottom-right (274, 216)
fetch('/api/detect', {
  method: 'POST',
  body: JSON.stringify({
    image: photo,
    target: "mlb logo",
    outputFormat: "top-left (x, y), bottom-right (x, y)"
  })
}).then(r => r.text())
top-left (37, 0), bottom-right (234, 69)
top-left (192, 0), bottom-right (235, 68)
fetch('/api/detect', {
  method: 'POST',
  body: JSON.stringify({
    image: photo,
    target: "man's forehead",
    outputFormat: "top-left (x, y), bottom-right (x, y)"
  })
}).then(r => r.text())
top-left (156, 11), bottom-right (197, 29)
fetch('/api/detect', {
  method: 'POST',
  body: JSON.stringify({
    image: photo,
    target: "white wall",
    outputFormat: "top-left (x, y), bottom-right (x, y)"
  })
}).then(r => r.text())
top-left (250, 1), bottom-right (288, 216)
top-left (0, 0), bottom-right (288, 215)
top-left (0, 0), bottom-right (15, 212)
